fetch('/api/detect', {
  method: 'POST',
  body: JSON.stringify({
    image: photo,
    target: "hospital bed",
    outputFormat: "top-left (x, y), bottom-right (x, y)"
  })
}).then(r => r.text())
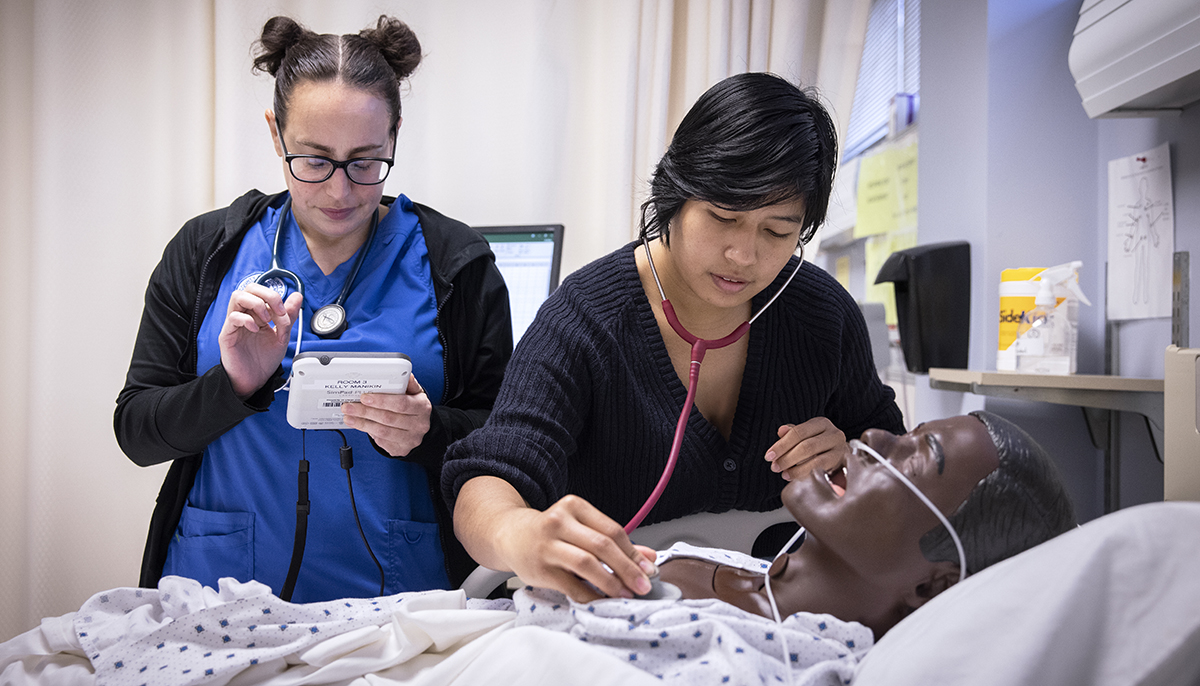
top-left (4, 501), bottom-right (1199, 686)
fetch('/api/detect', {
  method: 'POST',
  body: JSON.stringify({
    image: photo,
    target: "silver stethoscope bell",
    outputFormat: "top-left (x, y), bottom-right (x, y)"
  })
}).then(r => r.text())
top-left (311, 303), bottom-right (348, 339)
top-left (637, 574), bottom-right (682, 601)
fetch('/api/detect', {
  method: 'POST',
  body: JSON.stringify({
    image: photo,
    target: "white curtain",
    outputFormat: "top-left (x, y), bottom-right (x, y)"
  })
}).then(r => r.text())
top-left (0, 0), bottom-right (868, 641)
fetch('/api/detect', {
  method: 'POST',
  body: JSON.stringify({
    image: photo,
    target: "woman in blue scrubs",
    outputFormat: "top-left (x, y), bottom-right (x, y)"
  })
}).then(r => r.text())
top-left (115, 15), bottom-right (511, 602)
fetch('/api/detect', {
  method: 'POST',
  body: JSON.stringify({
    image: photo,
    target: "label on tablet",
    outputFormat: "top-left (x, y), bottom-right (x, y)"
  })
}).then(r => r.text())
top-left (286, 352), bottom-right (411, 429)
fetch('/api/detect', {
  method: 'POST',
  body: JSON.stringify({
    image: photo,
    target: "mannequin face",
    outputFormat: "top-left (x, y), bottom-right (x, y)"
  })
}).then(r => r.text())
top-left (785, 415), bottom-right (999, 579)
top-left (661, 415), bottom-right (1000, 634)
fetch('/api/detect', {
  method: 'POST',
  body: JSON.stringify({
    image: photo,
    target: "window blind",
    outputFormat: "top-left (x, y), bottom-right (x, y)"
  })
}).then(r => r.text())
top-left (843, 0), bottom-right (921, 160)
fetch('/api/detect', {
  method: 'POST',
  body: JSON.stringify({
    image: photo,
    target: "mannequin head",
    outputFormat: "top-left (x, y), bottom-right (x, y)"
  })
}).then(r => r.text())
top-left (660, 412), bottom-right (1075, 637)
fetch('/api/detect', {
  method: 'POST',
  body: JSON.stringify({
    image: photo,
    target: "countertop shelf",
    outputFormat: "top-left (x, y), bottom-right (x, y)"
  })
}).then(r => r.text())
top-left (927, 367), bottom-right (1164, 455)
top-left (927, 368), bottom-right (1162, 393)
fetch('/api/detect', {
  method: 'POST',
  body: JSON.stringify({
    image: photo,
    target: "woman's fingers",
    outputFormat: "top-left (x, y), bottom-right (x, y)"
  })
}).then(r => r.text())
top-left (224, 310), bottom-right (264, 334)
top-left (225, 293), bottom-right (270, 331)
top-left (219, 285), bottom-right (302, 398)
top-left (272, 291), bottom-right (302, 343)
top-left (549, 502), bottom-right (653, 599)
top-left (341, 375), bottom-right (432, 456)
top-left (765, 417), bottom-right (847, 481)
top-left (501, 495), bottom-right (654, 603)
top-left (781, 442), bottom-right (848, 482)
top-left (223, 285), bottom-right (299, 340)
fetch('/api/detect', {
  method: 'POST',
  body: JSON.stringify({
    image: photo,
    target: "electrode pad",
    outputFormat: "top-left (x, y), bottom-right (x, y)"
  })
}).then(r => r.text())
top-left (286, 352), bottom-right (411, 429)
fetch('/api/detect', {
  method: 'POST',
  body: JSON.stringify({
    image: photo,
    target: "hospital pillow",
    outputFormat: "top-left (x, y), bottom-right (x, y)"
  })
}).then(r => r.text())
top-left (853, 501), bottom-right (1200, 686)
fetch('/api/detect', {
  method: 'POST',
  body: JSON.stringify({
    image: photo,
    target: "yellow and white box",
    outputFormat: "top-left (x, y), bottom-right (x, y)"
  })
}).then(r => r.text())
top-left (997, 262), bottom-right (1090, 373)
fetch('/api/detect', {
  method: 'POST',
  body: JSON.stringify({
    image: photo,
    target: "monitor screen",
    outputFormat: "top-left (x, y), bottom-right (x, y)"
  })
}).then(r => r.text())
top-left (478, 225), bottom-right (564, 345)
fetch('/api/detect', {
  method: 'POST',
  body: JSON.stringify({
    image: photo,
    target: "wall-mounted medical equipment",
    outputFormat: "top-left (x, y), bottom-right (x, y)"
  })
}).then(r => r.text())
top-left (1069, 0), bottom-right (1200, 118)
top-left (874, 241), bottom-right (970, 374)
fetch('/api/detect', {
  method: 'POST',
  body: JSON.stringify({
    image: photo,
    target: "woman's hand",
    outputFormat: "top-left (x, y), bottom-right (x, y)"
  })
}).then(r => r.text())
top-left (341, 373), bottom-right (432, 456)
top-left (455, 477), bottom-right (657, 604)
top-left (764, 417), bottom-right (849, 482)
top-left (219, 283), bottom-right (303, 399)
top-left (491, 494), bottom-right (659, 603)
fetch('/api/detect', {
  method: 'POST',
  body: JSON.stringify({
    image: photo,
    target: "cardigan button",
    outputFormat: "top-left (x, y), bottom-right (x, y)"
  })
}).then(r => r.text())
top-left (722, 458), bottom-right (737, 472)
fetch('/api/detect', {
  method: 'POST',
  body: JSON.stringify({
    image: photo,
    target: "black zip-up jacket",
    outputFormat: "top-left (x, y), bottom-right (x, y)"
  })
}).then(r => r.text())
top-left (115, 189), bottom-right (512, 589)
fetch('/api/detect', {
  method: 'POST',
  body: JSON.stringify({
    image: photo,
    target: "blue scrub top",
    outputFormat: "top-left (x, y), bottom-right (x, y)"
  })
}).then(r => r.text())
top-left (164, 194), bottom-right (449, 602)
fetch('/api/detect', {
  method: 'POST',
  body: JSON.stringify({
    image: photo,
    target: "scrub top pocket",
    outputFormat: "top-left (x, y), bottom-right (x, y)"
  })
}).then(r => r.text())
top-left (163, 505), bottom-right (255, 589)
top-left (386, 519), bottom-right (449, 592)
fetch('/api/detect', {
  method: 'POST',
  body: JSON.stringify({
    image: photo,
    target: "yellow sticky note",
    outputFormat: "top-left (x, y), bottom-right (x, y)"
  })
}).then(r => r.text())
top-left (854, 135), bottom-right (919, 239)
top-left (864, 236), bottom-right (895, 323)
top-left (863, 229), bottom-right (919, 325)
top-left (835, 256), bottom-right (851, 290)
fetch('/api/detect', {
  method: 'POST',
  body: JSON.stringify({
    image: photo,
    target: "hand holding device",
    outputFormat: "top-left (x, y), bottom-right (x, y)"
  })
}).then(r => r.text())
top-left (764, 417), bottom-right (849, 482)
top-left (220, 282), bottom-right (304, 399)
top-left (286, 352), bottom-right (411, 429)
top-left (341, 373), bottom-right (432, 457)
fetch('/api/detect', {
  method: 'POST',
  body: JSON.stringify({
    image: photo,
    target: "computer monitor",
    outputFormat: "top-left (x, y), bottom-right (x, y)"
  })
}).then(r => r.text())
top-left (477, 224), bottom-right (564, 344)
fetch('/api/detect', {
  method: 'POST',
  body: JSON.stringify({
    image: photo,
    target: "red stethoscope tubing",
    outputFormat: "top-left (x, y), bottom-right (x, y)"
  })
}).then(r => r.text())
top-left (623, 303), bottom-right (749, 533)
top-left (623, 237), bottom-right (804, 534)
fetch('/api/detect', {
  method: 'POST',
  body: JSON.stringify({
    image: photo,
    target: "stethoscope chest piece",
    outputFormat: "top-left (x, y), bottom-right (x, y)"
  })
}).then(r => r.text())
top-left (311, 303), bottom-right (348, 339)
top-left (636, 574), bottom-right (683, 601)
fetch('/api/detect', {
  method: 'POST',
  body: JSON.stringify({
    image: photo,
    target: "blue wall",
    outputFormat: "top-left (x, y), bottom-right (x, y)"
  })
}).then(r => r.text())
top-left (920, 0), bottom-right (1198, 520)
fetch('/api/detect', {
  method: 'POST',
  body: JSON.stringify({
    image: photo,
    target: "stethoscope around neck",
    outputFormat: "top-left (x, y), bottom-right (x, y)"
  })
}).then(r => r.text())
top-left (254, 197), bottom-right (380, 342)
top-left (624, 234), bottom-right (805, 533)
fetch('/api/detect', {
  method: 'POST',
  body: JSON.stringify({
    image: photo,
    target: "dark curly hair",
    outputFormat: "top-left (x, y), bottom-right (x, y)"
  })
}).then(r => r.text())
top-left (251, 15), bottom-right (422, 137)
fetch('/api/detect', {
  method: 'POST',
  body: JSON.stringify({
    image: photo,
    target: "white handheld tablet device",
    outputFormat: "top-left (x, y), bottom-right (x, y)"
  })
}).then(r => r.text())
top-left (286, 352), bottom-right (411, 430)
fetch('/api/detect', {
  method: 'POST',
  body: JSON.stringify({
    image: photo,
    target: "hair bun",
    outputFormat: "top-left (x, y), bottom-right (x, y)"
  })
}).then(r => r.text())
top-left (359, 15), bottom-right (422, 81)
top-left (252, 16), bottom-right (312, 76)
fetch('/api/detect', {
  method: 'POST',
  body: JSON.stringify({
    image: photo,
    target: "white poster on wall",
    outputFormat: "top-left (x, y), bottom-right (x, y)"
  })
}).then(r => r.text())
top-left (1107, 143), bottom-right (1174, 320)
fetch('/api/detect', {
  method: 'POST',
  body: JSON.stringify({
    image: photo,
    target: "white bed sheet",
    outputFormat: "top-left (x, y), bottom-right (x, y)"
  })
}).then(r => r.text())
top-left (854, 501), bottom-right (1200, 686)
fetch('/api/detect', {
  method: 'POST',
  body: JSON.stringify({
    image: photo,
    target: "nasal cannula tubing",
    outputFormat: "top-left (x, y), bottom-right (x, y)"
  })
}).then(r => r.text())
top-left (847, 439), bottom-right (968, 579)
top-left (760, 440), bottom-right (968, 684)
top-left (763, 524), bottom-right (806, 686)
top-left (626, 235), bottom-right (805, 534)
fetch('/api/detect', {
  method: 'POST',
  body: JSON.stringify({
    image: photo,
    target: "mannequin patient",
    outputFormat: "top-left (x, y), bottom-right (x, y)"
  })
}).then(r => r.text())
top-left (657, 410), bottom-right (1076, 638)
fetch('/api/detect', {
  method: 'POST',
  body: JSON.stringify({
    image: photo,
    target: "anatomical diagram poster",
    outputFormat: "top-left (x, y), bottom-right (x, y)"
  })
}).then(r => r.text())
top-left (1107, 142), bottom-right (1174, 320)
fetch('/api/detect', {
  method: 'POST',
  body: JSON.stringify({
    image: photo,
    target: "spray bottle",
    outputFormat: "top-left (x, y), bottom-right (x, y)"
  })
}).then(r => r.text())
top-left (1011, 261), bottom-right (1091, 374)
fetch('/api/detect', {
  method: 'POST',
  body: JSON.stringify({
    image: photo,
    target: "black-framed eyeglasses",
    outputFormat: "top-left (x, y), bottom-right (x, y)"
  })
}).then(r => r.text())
top-left (279, 133), bottom-right (394, 185)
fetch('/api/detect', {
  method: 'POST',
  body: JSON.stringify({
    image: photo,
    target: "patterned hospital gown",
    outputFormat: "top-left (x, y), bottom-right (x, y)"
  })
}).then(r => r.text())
top-left (62, 544), bottom-right (869, 686)
top-left (512, 543), bottom-right (873, 685)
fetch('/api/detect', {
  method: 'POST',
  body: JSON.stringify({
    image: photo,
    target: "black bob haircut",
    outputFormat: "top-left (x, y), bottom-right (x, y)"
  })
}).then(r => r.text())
top-left (920, 411), bottom-right (1078, 575)
top-left (639, 72), bottom-right (838, 247)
